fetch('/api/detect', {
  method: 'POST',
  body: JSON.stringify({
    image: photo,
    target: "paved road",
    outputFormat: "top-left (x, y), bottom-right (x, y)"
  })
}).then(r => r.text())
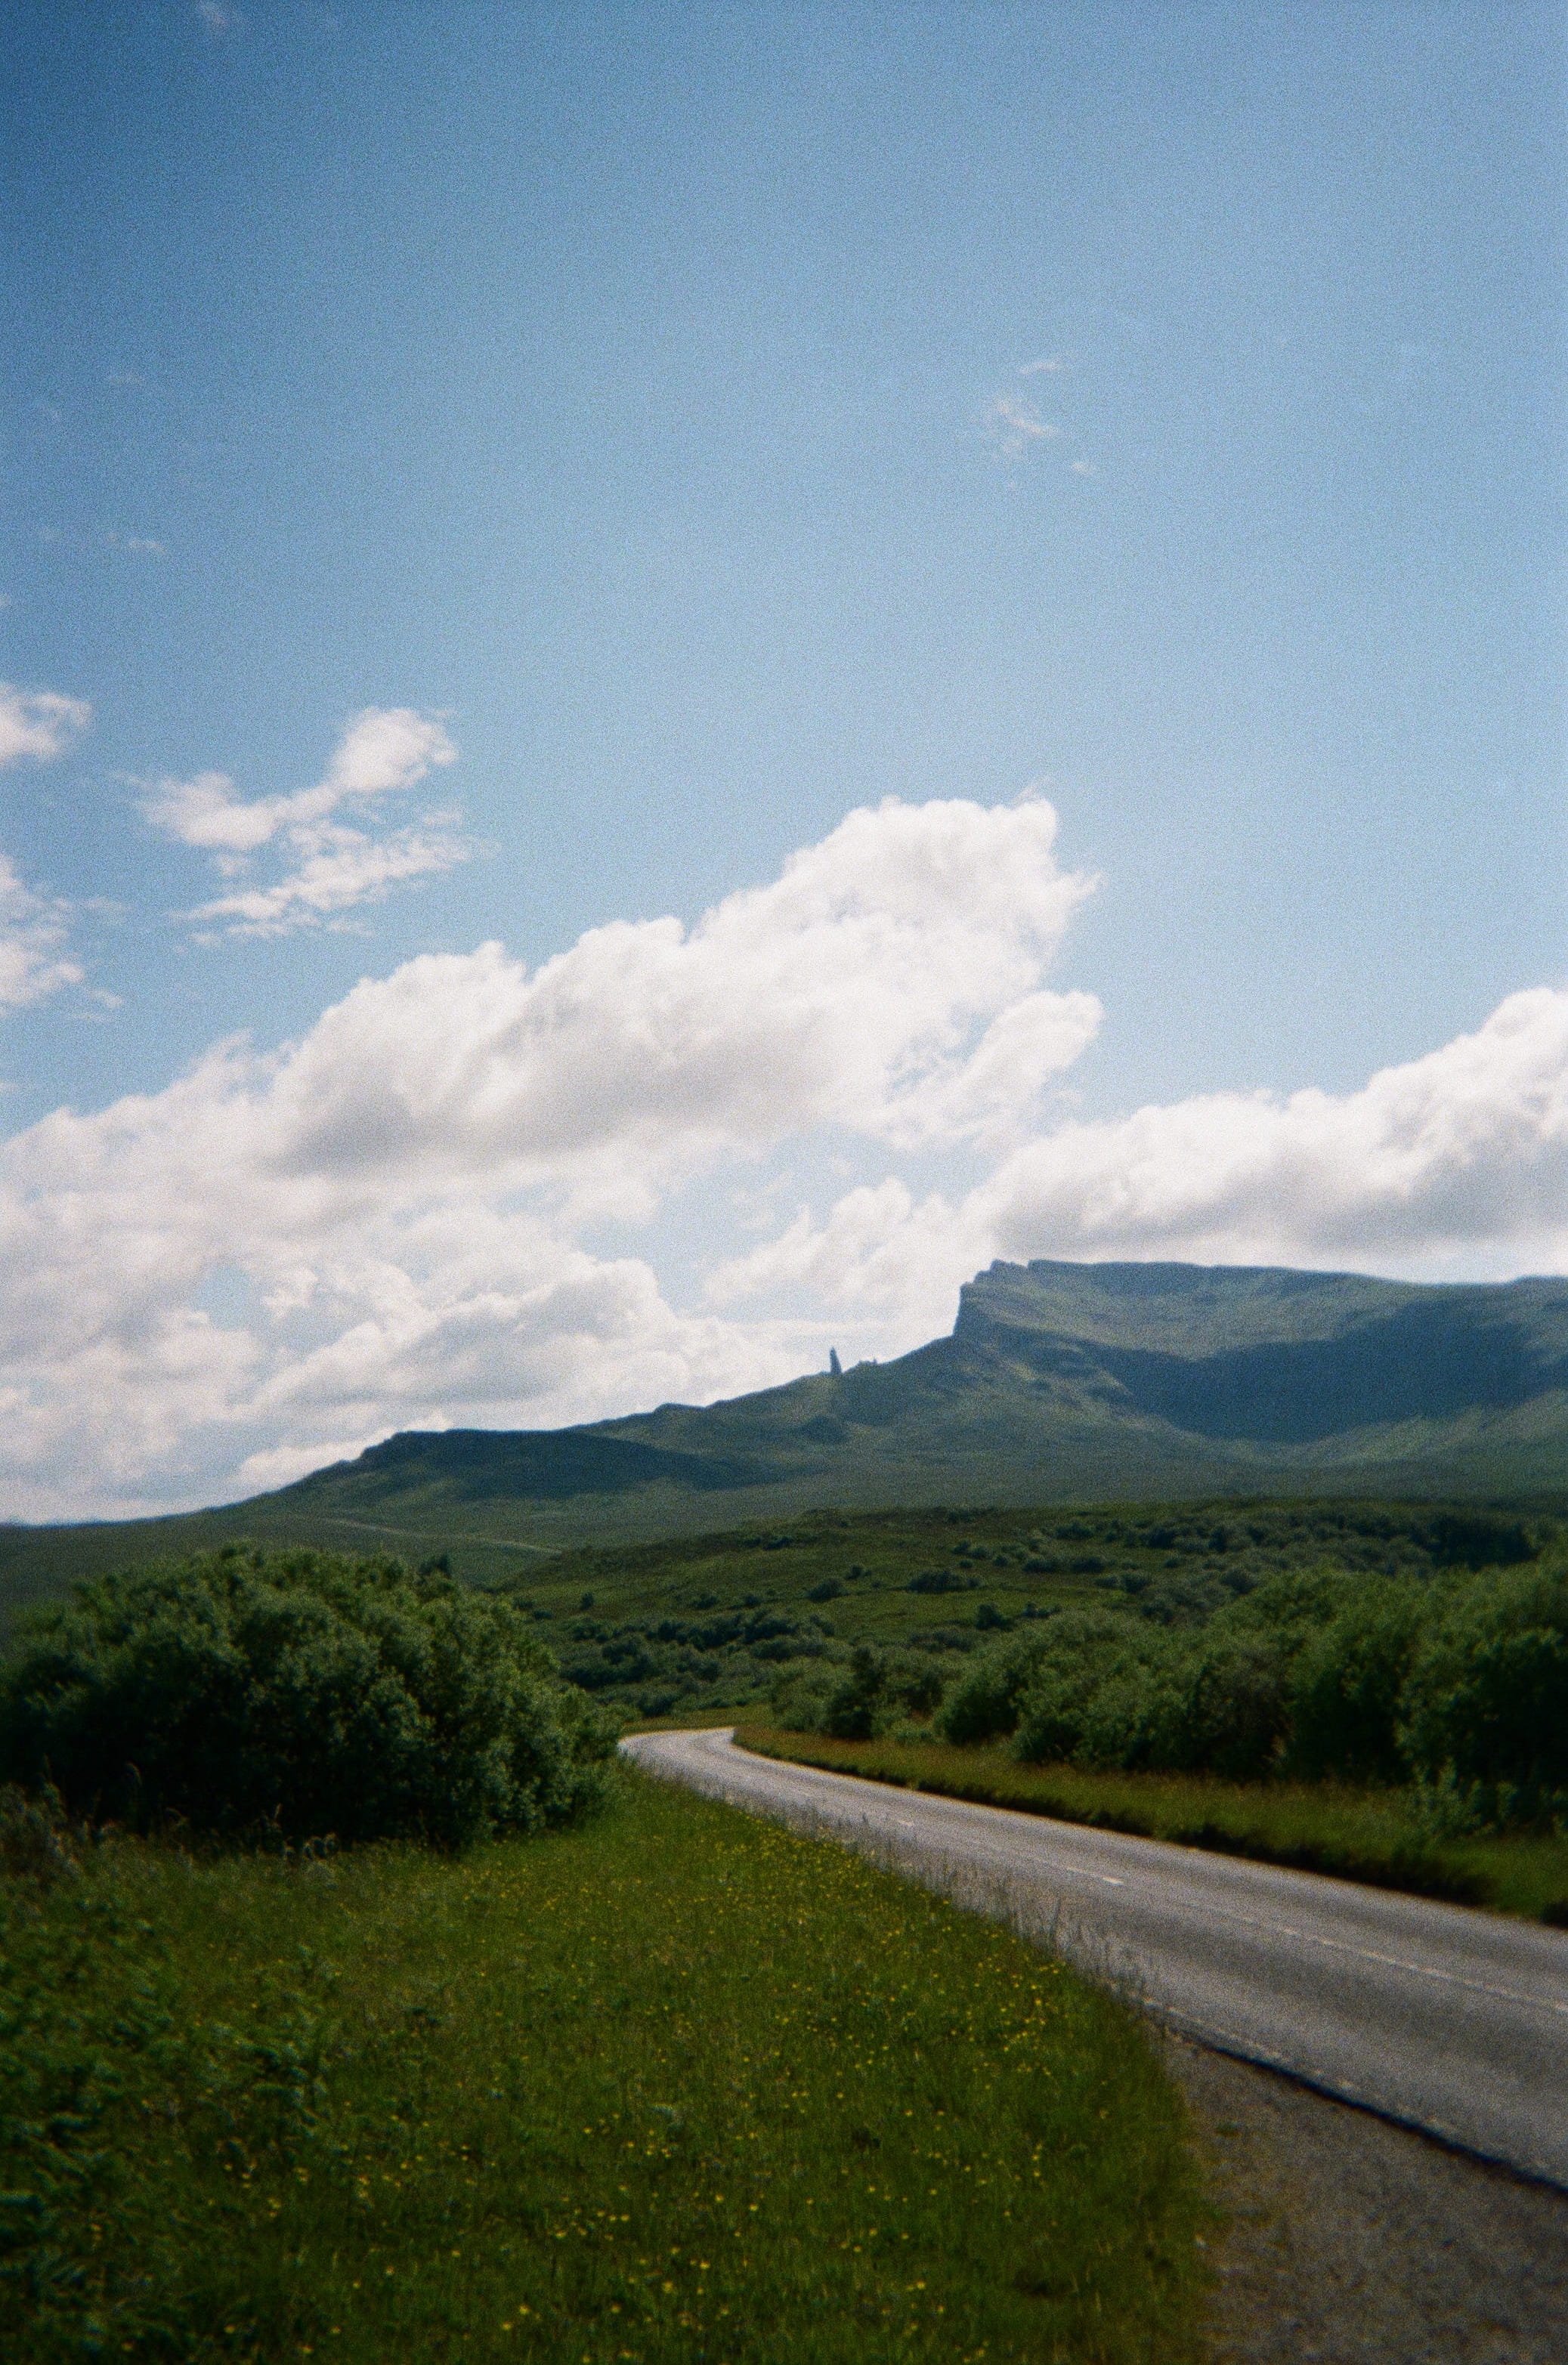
top-left (622, 1727), bottom-right (1568, 2190)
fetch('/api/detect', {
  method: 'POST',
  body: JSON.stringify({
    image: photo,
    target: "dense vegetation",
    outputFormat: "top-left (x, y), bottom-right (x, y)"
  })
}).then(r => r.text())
top-left (502, 1496), bottom-right (1548, 1739)
top-left (0, 1771), bottom-right (1205, 2363)
top-left (0, 1547), bottom-right (615, 1845)
top-left (773, 1548), bottom-right (1568, 1833)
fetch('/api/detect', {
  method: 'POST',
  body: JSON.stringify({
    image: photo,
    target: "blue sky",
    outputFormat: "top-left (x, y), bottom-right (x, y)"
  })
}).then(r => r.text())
top-left (1, 2), bottom-right (1564, 1514)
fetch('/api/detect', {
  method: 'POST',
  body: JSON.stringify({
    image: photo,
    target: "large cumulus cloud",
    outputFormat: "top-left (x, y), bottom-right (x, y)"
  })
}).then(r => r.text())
top-left (715, 988), bottom-right (1568, 1329)
top-left (0, 796), bottom-right (1096, 1516)
top-left (976, 988), bottom-right (1568, 1266)
top-left (2, 786), bottom-right (1561, 1521)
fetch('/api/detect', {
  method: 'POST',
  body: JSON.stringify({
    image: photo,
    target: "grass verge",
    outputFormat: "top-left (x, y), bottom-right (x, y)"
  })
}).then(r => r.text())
top-left (735, 1728), bottom-right (1568, 1924)
top-left (2, 1767), bottom-right (1205, 2363)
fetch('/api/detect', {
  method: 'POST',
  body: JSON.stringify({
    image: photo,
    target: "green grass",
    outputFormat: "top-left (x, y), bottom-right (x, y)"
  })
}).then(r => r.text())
top-left (735, 1728), bottom-right (1568, 1925)
top-left (0, 1498), bottom-right (1129, 1644)
top-left (1, 1768), bottom-right (1206, 2364)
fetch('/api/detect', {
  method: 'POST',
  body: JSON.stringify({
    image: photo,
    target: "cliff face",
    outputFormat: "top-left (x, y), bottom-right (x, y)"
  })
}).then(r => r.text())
top-left (948, 1261), bottom-right (1568, 1443)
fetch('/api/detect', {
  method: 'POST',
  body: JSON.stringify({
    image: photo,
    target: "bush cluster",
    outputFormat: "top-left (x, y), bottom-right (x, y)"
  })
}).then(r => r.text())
top-left (554, 1601), bottom-right (833, 1719)
top-left (770, 1643), bottom-right (945, 1740)
top-left (777, 1560), bottom-right (1568, 1827)
top-left (0, 1545), bottom-right (616, 1847)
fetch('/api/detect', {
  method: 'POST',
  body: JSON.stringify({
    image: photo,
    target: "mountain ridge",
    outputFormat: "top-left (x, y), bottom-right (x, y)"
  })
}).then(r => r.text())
top-left (236, 1267), bottom-right (1568, 1523)
top-left (2, 1259), bottom-right (1565, 1618)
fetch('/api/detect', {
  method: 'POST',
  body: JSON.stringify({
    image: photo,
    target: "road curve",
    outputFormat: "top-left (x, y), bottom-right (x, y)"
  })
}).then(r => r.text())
top-left (622, 1727), bottom-right (1568, 2189)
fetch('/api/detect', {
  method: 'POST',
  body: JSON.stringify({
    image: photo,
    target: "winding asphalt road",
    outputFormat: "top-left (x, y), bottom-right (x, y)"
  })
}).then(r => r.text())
top-left (622, 1727), bottom-right (1568, 2189)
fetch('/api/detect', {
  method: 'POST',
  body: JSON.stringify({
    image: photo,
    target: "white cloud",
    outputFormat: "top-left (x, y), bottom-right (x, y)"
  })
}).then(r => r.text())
top-left (985, 396), bottom-right (1061, 461)
top-left (0, 855), bottom-right (85, 1016)
top-left (0, 795), bottom-right (1093, 1514)
top-left (0, 683), bottom-right (91, 768)
top-left (190, 819), bottom-right (469, 938)
top-left (0, 685), bottom-right (92, 1015)
top-left (33, 529), bottom-right (166, 559)
top-left (249, 794), bottom-right (1098, 1186)
top-left (1019, 357), bottom-right (1068, 377)
top-left (975, 987), bottom-right (1568, 1269)
top-left (705, 1179), bottom-right (985, 1349)
top-left (2, 787), bottom-right (1563, 1520)
top-left (145, 709), bottom-right (456, 855)
top-left (144, 708), bottom-right (464, 935)
top-left (715, 989), bottom-right (1568, 1331)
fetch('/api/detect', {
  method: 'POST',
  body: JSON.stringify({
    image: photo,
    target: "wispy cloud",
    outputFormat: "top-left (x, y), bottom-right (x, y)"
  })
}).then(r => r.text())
top-left (983, 356), bottom-right (1098, 477)
top-left (0, 685), bottom-right (96, 1012)
top-left (984, 395), bottom-right (1060, 462)
top-left (0, 856), bottom-right (85, 1015)
top-left (196, 0), bottom-right (241, 33)
top-left (146, 710), bottom-right (456, 856)
top-left (37, 527), bottom-right (168, 558)
top-left (145, 708), bottom-right (467, 936)
top-left (190, 820), bottom-right (470, 939)
top-left (0, 683), bottom-right (91, 768)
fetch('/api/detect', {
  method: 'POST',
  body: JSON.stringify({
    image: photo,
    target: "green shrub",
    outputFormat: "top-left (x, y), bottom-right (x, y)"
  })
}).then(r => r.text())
top-left (1006, 1625), bottom-right (1289, 1781)
top-left (772, 1644), bottom-right (944, 1739)
top-left (1287, 1580), bottom-right (1427, 1783)
top-left (767, 1662), bottom-right (835, 1732)
top-left (947, 1612), bottom-right (1137, 1753)
top-left (1069, 1659), bottom-right (1186, 1773)
top-left (0, 1546), bottom-right (616, 1847)
top-left (1169, 1631), bottom-right (1292, 1779)
top-left (819, 1644), bottom-right (888, 1740)
top-left (929, 1552), bottom-right (1568, 1828)
top-left (0, 1783), bottom-right (76, 1886)
top-left (936, 1618), bottom-right (1088, 1744)
top-left (1397, 1565), bottom-right (1568, 1820)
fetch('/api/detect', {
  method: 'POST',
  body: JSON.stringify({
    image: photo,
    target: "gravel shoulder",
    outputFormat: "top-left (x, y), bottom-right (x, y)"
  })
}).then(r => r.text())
top-left (1167, 2036), bottom-right (1568, 2364)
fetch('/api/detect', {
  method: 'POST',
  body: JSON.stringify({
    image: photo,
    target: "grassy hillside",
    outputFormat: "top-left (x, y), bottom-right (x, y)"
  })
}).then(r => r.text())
top-left (3, 1263), bottom-right (1564, 1608)
top-left (1, 1767), bottom-right (1206, 2363)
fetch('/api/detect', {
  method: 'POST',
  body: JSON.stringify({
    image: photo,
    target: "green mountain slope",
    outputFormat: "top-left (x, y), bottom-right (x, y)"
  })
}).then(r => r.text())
top-left (4, 1260), bottom-right (1566, 1615)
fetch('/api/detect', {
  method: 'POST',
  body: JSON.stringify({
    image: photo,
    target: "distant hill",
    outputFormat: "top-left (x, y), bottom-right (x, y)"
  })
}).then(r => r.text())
top-left (3, 1260), bottom-right (1566, 1617)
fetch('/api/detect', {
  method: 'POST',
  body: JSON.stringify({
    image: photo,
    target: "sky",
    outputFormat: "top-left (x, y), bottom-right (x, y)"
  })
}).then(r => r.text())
top-left (1, 0), bottom-right (1564, 1519)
